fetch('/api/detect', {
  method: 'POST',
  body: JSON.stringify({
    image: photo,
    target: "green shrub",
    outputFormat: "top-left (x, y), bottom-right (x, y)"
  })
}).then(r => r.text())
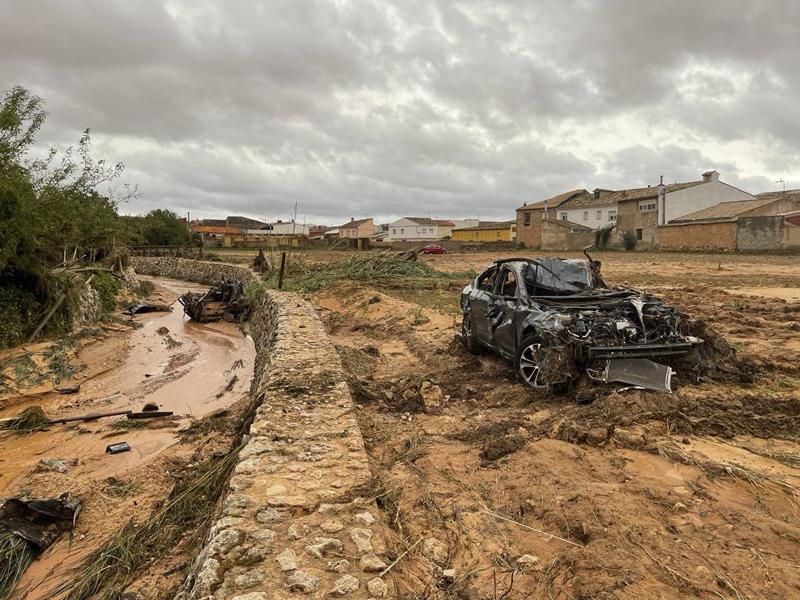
top-left (595, 226), bottom-right (613, 250)
top-left (90, 272), bottom-right (121, 314)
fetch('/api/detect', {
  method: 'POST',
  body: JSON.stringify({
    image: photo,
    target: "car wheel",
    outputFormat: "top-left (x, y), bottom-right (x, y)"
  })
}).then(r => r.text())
top-left (461, 312), bottom-right (481, 354)
top-left (514, 335), bottom-right (550, 389)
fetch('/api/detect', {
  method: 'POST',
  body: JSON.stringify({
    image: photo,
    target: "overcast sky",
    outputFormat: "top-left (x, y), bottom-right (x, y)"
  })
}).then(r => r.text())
top-left (2, 1), bottom-right (798, 225)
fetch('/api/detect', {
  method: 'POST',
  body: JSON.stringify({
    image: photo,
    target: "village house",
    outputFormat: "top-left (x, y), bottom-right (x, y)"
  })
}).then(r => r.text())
top-left (554, 189), bottom-right (618, 226)
top-left (659, 190), bottom-right (800, 251)
top-left (339, 217), bottom-right (376, 239)
top-left (615, 171), bottom-right (755, 248)
top-left (385, 217), bottom-right (452, 241)
top-left (515, 189), bottom-right (590, 248)
top-left (451, 220), bottom-right (517, 242)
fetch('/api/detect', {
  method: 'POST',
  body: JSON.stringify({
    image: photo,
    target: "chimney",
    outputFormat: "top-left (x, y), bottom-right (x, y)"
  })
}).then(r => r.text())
top-left (523, 202), bottom-right (527, 206)
top-left (702, 170), bottom-right (720, 183)
top-left (350, 217), bottom-right (355, 222)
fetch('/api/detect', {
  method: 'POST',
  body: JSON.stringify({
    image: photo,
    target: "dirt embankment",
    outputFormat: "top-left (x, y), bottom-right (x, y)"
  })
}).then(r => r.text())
top-left (310, 271), bottom-right (800, 599)
top-left (0, 277), bottom-right (255, 599)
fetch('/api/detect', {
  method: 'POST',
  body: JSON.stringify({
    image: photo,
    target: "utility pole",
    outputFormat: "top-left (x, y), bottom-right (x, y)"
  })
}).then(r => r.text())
top-left (777, 178), bottom-right (786, 198)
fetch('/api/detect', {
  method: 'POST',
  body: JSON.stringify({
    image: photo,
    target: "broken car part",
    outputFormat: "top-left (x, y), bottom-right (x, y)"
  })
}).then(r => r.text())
top-left (178, 279), bottom-right (249, 323)
top-left (124, 303), bottom-right (172, 315)
top-left (106, 442), bottom-right (131, 454)
top-left (604, 358), bottom-right (674, 393)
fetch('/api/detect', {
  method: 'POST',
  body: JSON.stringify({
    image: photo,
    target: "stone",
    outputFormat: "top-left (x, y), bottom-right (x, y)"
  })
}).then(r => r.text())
top-left (442, 568), bottom-right (456, 583)
top-left (288, 523), bottom-right (310, 540)
top-left (421, 537), bottom-right (448, 565)
top-left (419, 381), bottom-right (442, 412)
top-left (516, 554), bottom-right (541, 571)
top-left (585, 427), bottom-right (608, 446)
top-left (276, 548), bottom-right (298, 571)
top-left (232, 594), bottom-right (267, 600)
top-left (330, 574), bottom-right (360, 595)
top-left (250, 528), bottom-right (276, 544)
top-left (192, 558), bottom-right (221, 596)
top-left (353, 511), bottom-right (375, 526)
top-left (305, 536), bottom-right (343, 558)
top-left (327, 559), bottom-right (351, 573)
top-left (359, 553), bottom-right (387, 572)
top-left (255, 507), bottom-right (281, 523)
top-left (268, 495), bottom-right (311, 508)
top-left (234, 570), bottom-right (265, 589)
top-left (239, 545), bottom-right (271, 565)
top-left (287, 570), bottom-right (320, 594)
top-left (320, 519), bottom-right (345, 533)
top-left (350, 528), bottom-right (374, 554)
top-left (367, 577), bottom-right (388, 598)
top-left (209, 528), bottom-right (243, 555)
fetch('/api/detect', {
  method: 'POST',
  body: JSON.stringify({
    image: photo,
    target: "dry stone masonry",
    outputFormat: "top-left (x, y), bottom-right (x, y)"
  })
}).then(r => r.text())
top-left (131, 258), bottom-right (391, 599)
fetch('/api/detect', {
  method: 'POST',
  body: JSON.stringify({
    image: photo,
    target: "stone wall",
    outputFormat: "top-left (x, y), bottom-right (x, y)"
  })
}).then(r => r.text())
top-left (657, 221), bottom-right (738, 252)
top-left (736, 216), bottom-right (783, 251)
top-left (132, 258), bottom-right (391, 600)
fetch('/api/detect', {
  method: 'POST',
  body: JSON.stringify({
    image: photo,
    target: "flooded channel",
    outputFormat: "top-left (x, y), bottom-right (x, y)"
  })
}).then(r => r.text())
top-left (0, 276), bottom-right (255, 599)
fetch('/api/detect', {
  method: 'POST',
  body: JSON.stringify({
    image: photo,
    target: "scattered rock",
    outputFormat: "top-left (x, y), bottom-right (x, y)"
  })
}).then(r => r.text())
top-left (287, 570), bottom-right (320, 594)
top-left (305, 536), bottom-right (344, 558)
top-left (234, 570), bottom-right (265, 589)
top-left (419, 381), bottom-right (442, 412)
top-left (422, 537), bottom-right (448, 565)
top-left (288, 523), bottom-right (310, 540)
top-left (359, 553), bottom-right (387, 572)
top-left (156, 326), bottom-right (169, 335)
top-left (255, 508), bottom-right (281, 523)
top-left (239, 545), bottom-right (271, 565)
top-left (516, 554), bottom-right (540, 571)
top-left (38, 458), bottom-right (79, 473)
top-left (250, 528), bottom-right (276, 544)
top-left (350, 528), bottom-right (374, 554)
top-left (327, 559), bottom-right (351, 573)
top-left (276, 548), bottom-right (298, 571)
top-left (442, 568), bottom-right (456, 583)
top-left (367, 577), bottom-right (388, 598)
top-left (209, 528), bottom-right (243, 555)
top-left (330, 574), bottom-right (360, 595)
top-left (353, 511), bottom-right (375, 526)
top-left (320, 519), bottom-right (345, 533)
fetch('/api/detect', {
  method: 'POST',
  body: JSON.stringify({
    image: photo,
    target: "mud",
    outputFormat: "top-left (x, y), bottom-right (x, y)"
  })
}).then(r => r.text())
top-left (0, 276), bottom-right (254, 599)
top-left (309, 254), bottom-right (800, 600)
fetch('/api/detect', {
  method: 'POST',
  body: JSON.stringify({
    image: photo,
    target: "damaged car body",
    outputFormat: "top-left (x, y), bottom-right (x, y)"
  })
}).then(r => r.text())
top-left (460, 254), bottom-right (705, 392)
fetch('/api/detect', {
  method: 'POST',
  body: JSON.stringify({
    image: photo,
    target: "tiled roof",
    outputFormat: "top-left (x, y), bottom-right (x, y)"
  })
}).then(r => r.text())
top-left (433, 219), bottom-right (455, 226)
top-left (545, 218), bottom-right (592, 231)
top-left (226, 216), bottom-right (266, 228)
top-left (671, 196), bottom-right (794, 223)
top-left (340, 217), bottom-right (373, 229)
top-left (517, 189), bottom-right (588, 211)
top-left (612, 181), bottom-right (704, 203)
top-left (457, 220), bottom-right (515, 231)
top-left (403, 217), bottom-right (438, 225)
top-left (563, 193), bottom-right (619, 208)
top-left (755, 189), bottom-right (800, 203)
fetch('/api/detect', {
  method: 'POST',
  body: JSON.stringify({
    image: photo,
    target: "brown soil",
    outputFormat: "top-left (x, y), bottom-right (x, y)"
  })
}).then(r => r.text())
top-left (0, 277), bottom-right (255, 600)
top-left (309, 253), bottom-right (800, 600)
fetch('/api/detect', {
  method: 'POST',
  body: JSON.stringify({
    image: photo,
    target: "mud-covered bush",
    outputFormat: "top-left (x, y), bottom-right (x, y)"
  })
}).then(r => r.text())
top-left (621, 230), bottom-right (637, 251)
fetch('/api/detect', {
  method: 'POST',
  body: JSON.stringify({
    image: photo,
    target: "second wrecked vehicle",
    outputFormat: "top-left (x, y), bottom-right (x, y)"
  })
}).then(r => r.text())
top-left (179, 279), bottom-right (249, 323)
top-left (461, 254), bottom-right (710, 392)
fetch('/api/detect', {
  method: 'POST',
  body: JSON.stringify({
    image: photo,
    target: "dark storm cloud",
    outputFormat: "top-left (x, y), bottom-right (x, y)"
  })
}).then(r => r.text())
top-left (1, 0), bottom-right (797, 223)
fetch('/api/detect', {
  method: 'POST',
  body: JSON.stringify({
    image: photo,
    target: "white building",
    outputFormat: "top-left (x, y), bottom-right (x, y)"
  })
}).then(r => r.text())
top-left (386, 217), bottom-right (453, 241)
top-left (246, 220), bottom-right (310, 236)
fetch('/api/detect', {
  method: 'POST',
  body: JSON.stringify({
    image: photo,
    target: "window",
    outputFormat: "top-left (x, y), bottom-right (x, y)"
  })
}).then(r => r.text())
top-left (583, 211), bottom-right (589, 221)
top-left (477, 267), bottom-right (497, 292)
top-left (523, 212), bottom-right (531, 226)
top-left (636, 228), bottom-right (643, 241)
top-left (499, 268), bottom-right (517, 297)
top-left (639, 201), bottom-right (657, 212)
top-left (608, 211), bottom-right (616, 222)
top-left (560, 213), bottom-right (568, 221)
top-left (400, 228), bottom-right (405, 234)
top-left (392, 228), bottom-right (397, 234)
top-left (596, 210), bottom-right (602, 220)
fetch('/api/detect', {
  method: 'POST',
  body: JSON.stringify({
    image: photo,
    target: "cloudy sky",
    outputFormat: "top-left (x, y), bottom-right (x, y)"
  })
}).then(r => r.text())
top-left (2, 1), bottom-right (798, 225)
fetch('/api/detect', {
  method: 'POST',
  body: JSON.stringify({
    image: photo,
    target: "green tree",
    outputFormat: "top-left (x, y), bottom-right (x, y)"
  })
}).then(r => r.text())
top-left (141, 209), bottom-right (190, 246)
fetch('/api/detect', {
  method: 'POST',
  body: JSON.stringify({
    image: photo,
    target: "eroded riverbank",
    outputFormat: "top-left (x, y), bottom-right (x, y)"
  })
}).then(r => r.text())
top-left (0, 276), bottom-right (255, 599)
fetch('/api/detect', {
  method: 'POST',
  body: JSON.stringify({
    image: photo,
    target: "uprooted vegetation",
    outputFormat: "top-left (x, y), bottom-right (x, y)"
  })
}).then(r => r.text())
top-left (311, 267), bottom-right (800, 599)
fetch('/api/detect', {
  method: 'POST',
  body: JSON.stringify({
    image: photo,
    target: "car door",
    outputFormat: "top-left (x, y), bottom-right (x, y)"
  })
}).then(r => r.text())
top-left (487, 266), bottom-right (520, 358)
top-left (470, 266), bottom-right (497, 345)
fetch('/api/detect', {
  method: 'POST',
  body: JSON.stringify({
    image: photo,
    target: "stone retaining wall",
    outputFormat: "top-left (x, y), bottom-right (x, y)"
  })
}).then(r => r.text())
top-left (131, 258), bottom-right (390, 600)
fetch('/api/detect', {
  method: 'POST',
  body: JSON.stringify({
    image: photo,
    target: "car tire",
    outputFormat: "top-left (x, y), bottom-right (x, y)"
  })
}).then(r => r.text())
top-left (514, 334), bottom-right (551, 389)
top-left (461, 313), bottom-right (481, 354)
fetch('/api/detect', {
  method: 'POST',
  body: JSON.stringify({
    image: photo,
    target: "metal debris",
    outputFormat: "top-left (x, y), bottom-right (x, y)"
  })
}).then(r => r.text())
top-left (178, 279), bottom-right (249, 323)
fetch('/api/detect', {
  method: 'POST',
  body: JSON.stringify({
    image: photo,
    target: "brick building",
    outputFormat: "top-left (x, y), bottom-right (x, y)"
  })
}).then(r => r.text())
top-left (515, 189), bottom-right (589, 248)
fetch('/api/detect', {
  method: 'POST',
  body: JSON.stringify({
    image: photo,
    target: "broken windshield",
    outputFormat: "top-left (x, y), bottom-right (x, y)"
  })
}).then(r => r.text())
top-left (523, 259), bottom-right (594, 295)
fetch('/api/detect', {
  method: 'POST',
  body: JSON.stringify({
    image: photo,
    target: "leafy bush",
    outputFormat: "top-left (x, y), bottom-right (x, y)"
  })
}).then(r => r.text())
top-left (90, 272), bottom-right (121, 313)
top-left (621, 230), bottom-right (638, 251)
top-left (595, 226), bottom-right (613, 250)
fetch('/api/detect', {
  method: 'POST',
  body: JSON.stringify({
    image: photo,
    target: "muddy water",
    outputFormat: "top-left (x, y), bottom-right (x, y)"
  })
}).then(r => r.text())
top-left (0, 277), bottom-right (254, 495)
top-left (0, 276), bottom-right (255, 599)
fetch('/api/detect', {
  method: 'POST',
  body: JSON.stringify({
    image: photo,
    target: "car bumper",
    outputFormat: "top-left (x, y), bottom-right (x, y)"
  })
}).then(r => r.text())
top-left (586, 341), bottom-right (693, 360)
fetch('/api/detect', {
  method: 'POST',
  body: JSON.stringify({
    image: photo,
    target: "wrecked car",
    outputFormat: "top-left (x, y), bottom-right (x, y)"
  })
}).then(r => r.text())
top-left (460, 254), bottom-right (705, 392)
top-left (179, 279), bottom-right (249, 323)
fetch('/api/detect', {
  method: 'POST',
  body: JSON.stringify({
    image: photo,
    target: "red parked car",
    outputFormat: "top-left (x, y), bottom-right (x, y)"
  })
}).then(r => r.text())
top-left (422, 244), bottom-right (447, 254)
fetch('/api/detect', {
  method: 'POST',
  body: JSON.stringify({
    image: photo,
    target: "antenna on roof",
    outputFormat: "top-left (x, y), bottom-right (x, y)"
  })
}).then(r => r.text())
top-left (777, 178), bottom-right (786, 195)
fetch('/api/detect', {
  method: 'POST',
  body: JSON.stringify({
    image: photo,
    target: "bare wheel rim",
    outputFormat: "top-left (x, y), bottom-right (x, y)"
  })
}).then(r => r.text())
top-left (519, 343), bottom-right (547, 388)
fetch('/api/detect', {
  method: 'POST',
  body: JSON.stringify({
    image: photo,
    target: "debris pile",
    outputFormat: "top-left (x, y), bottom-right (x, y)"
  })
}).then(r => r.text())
top-left (178, 279), bottom-right (249, 322)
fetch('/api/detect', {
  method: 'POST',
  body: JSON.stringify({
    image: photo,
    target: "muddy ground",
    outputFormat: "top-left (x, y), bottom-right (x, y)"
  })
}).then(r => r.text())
top-left (309, 251), bottom-right (800, 599)
top-left (0, 277), bottom-right (254, 600)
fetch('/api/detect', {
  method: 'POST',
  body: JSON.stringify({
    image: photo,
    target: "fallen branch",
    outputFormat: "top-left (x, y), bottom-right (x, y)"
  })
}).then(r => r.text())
top-left (481, 509), bottom-right (582, 547)
top-left (379, 538), bottom-right (422, 577)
